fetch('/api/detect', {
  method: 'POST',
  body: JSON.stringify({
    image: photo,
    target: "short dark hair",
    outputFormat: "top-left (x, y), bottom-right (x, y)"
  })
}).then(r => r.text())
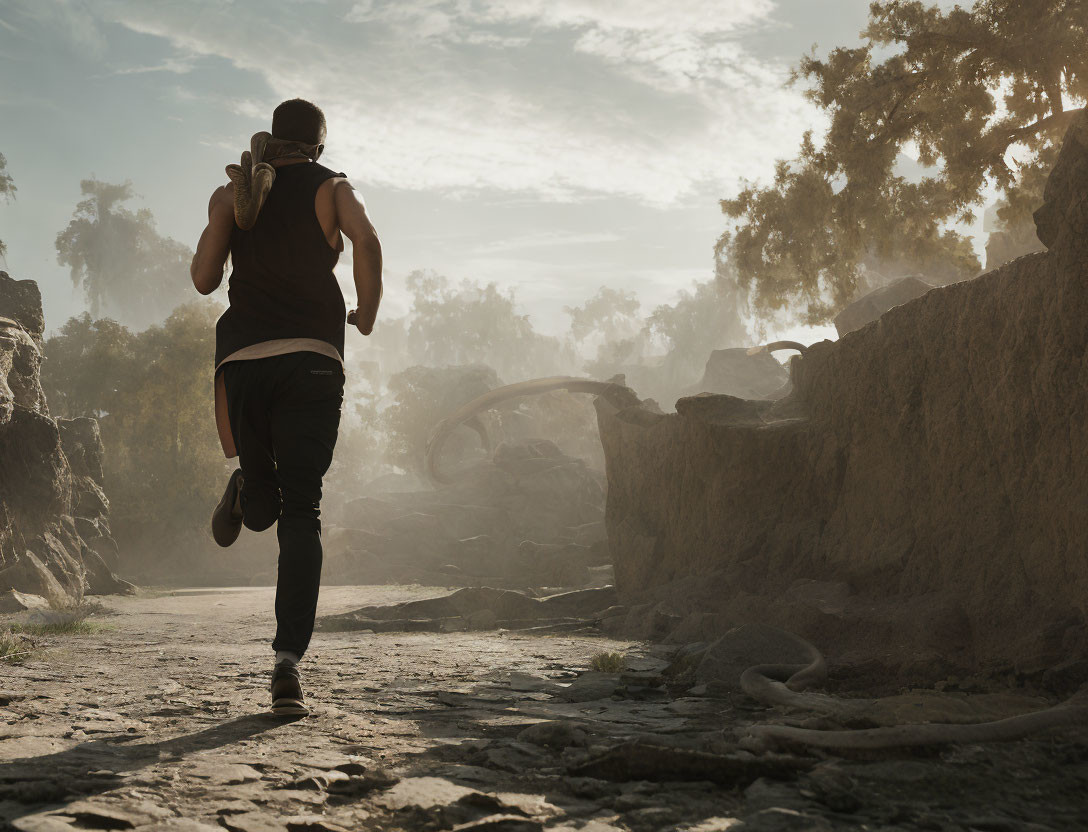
top-left (271, 99), bottom-right (326, 145)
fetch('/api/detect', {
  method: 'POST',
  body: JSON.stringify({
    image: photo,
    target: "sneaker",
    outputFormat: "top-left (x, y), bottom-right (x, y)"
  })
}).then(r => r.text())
top-left (211, 468), bottom-right (244, 547)
top-left (270, 662), bottom-right (309, 717)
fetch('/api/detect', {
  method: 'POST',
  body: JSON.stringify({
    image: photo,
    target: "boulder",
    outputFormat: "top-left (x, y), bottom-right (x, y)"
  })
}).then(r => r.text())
top-left (694, 625), bottom-right (816, 690)
top-left (1034, 112), bottom-right (1088, 252)
top-left (325, 439), bottom-right (608, 589)
top-left (0, 271), bottom-right (132, 602)
top-left (83, 546), bottom-right (137, 596)
top-left (0, 315), bottom-right (48, 417)
top-left (0, 273), bottom-right (44, 343)
top-left (0, 549), bottom-right (68, 600)
top-left (984, 217), bottom-right (1045, 271)
top-left (681, 348), bottom-right (790, 400)
top-left (318, 585), bottom-right (617, 633)
top-left (0, 588), bottom-right (49, 612)
top-left (833, 276), bottom-right (934, 337)
top-left (595, 113), bottom-right (1088, 675)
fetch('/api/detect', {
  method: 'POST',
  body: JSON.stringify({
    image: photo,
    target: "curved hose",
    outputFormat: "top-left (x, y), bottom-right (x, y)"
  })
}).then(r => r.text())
top-left (739, 628), bottom-right (1088, 751)
top-left (424, 376), bottom-right (641, 485)
top-left (746, 340), bottom-right (809, 356)
top-left (738, 627), bottom-right (874, 722)
top-left (746, 688), bottom-right (1088, 751)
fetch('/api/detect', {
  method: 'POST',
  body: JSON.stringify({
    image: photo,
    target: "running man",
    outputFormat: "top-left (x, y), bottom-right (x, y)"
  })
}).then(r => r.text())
top-left (190, 98), bottom-right (382, 716)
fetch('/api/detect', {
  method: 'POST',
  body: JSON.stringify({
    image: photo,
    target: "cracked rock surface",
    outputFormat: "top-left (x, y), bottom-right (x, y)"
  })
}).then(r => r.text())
top-left (2, 587), bottom-right (1087, 831)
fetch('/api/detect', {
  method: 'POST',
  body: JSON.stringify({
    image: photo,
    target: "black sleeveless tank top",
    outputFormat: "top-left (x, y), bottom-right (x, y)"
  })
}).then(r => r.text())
top-left (214, 161), bottom-right (346, 367)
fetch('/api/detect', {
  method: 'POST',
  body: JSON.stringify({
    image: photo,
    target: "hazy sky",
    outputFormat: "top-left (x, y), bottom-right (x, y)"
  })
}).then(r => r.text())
top-left (1, 0), bottom-right (899, 341)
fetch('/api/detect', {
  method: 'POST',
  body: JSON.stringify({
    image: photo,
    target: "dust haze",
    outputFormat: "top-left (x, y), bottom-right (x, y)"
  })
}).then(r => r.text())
top-left (2, 2), bottom-right (1088, 830)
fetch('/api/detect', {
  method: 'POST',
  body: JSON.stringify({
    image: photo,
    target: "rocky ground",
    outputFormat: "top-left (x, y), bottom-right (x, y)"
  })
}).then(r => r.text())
top-left (2, 587), bottom-right (1088, 832)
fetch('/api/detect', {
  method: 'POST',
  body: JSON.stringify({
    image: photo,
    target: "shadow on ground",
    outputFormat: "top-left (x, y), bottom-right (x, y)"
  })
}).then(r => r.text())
top-left (0, 713), bottom-right (298, 822)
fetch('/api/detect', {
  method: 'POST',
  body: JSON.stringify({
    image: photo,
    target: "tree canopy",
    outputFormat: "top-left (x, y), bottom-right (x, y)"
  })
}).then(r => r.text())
top-left (0, 153), bottom-right (14, 260)
top-left (719, 0), bottom-right (1088, 324)
top-left (40, 313), bottom-right (135, 418)
top-left (392, 270), bottom-right (575, 381)
top-left (565, 287), bottom-right (642, 345)
top-left (42, 303), bottom-right (229, 552)
top-left (55, 179), bottom-right (196, 328)
top-left (382, 363), bottom-right (502, 474)
top-left (645, 274), bottom-right (748, 379)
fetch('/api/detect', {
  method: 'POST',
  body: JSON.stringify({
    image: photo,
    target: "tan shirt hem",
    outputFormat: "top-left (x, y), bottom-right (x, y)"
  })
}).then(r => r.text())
top-left (214, 339), bottom-right (345, 459)
top-left (216, 338), bottom-right (344, 371)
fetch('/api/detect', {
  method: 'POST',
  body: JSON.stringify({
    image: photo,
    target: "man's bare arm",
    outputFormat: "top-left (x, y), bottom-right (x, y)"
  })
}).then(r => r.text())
top-left (190, 185), bottom-right (234, 295)
top-left (336, 181), bottom-right (383, 336)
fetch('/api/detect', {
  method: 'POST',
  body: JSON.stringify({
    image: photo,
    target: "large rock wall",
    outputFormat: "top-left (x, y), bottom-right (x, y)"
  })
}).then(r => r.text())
top-left (0, 271), bottom-right (133, 603)
top-left (596, 116), bottom-right (1088, 678)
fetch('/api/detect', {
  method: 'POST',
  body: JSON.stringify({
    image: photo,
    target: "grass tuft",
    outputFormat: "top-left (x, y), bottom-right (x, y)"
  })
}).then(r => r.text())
top-left (590, 651), bottom-right (627, 673)
top-left (11, 619), bottom-right (96, 636)
top-left (48, 597), bottom-right (109, 616)
top-left (0, 629), bottom-right (35, 663)
top-left (7, 599), bottom-right (107, 639)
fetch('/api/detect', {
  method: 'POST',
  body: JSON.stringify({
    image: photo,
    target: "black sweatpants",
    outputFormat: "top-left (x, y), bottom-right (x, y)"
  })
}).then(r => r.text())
top-left (221, 351), bottom-right (344, 657)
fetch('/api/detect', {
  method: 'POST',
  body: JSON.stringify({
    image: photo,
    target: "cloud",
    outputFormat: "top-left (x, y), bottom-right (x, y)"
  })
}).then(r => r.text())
top-left (6, 0), bottom-right (108, 56)
top-left (345, 0), bottom-right (777, 91)
top-left (99, 0), bottom-right (817, 205)
top-left (478, 0), bottom-right (773, 33)
top-left (108, 55), bottom-right (198, 76)
top-left (471, 230), bottom-right (623, 255)
top-left (477, 0), bottom-right (776, 89)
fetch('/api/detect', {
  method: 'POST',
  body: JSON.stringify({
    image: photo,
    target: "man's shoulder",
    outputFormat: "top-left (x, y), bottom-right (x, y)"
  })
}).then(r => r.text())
top-left (313, 162), bottom-right (348, 180)
top-left (316, 173), bottom-right (353, 202)
top-left (209, 182), bottom-right (234, 216)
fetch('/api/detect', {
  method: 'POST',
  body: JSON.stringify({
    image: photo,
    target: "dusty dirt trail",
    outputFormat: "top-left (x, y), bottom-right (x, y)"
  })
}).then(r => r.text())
top-left (0, 586), bottom-right (686, 832)
top-left (3, 587), bottom-right (1088, 832)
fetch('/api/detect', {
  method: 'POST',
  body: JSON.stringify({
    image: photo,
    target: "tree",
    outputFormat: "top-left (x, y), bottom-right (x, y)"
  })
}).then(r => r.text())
top-left (565, 287), bottom-right (642, 345)
top-left (719, 0), bottom-right (1088, 324)
top-left (645, 275), bottom-right (749, 380)
top-left (43, 302), bottom-right (230, 554)
top-left (55, 179), bottom-right (196, 328)
top-left (40, 313), bottom-right (136, 419)
top-left (0, 153), bottom-right (14, 260)
top-left (400, 271), bottom-right (575, 380)
top-left (381, 363), bottom-right (502, 474)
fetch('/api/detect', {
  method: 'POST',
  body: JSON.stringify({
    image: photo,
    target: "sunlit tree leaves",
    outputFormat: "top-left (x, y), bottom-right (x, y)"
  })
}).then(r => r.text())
top-left (720, 0), bottom-right (1088, 323)
top-left (42, 303), bottom-right (230, 549)
top-left (55, 179), bottom-right (195, 328)
top-left (0, 153), bottom-right (15, 260)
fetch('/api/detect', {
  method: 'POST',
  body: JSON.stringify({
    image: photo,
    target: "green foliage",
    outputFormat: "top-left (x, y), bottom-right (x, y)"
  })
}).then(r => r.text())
top-left (10, 619), bottom-right (96, 636)
top-left (581, 277), bottom-right (750, 402)
top-left (43, 302), bottom-right (231, 548)
top-left (325, 391), bottom-right (386, 496)
top-left (40, 314), bottom-right (136, 418)
top-left (47, 597), bottom-right (109, 615)
top-left (55, 179), bottom-right (195, 328)
top-left (720, 0), bottom-right (1088, 323)
top-left (381, 364), bottom-right (502, 474)
top-left (0, 153), bottom-right (14, 259)
top-left (566, 287), bottom-right (641, 344)
top-left (0, 153), bottom-right (14, 200)
top-left (0, 601), bottom-right (106, 662)
top-left (397, 271), bottom-right (575, 381)
top-left (0, 629), bottom-right (33, 663)
top-left (511, 390), bottom-right (605, 470)
top-left (590, 651), bottom-right (626, 672)
top-left (645, 275), bottom-right (749, 380)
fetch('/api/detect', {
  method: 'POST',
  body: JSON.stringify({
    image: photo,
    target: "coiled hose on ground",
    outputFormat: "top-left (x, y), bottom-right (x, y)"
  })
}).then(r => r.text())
top-left (739, 627), bottom-right (1088, 751)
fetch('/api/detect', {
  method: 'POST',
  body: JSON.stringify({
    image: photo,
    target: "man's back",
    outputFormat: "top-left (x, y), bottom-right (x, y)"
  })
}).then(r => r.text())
top-left (216, 161), bottom-right (347, 368)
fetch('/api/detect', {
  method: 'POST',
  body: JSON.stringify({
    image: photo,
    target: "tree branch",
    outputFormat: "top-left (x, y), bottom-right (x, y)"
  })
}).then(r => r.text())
top-left (1004, 106), bottom-right (1085, 144)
